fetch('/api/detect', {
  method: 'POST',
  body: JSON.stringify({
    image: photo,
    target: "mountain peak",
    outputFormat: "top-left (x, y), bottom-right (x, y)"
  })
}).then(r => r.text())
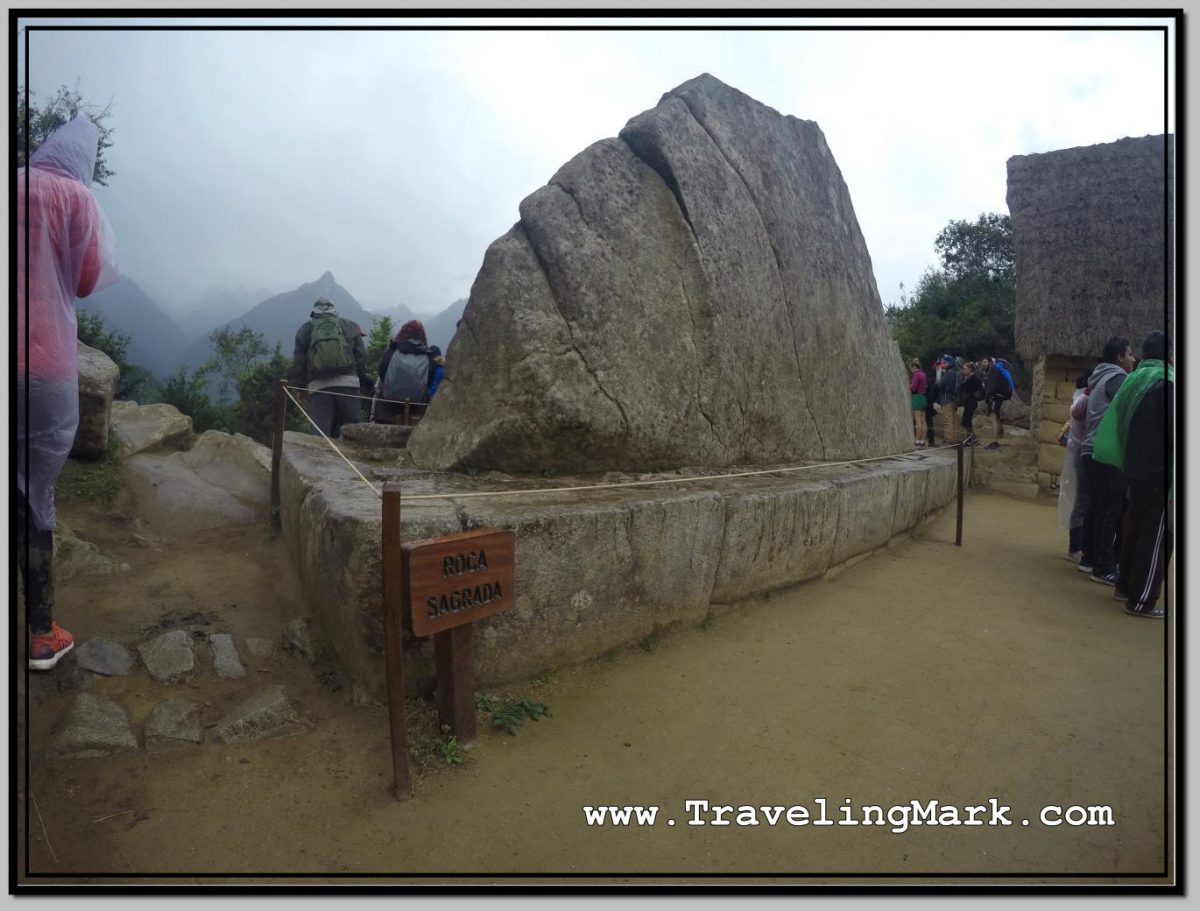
top-left (317, 270), bottom-right (335, 285)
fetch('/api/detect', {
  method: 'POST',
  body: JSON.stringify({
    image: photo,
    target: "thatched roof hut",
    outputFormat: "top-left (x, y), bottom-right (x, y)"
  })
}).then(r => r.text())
top-left (1007, 134), bottom-right (1174, 361)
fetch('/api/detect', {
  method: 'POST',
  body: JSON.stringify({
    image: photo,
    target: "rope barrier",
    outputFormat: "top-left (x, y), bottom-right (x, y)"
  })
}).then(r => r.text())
top-left (286, 384), bottom-right (420, 408)
top-left (279, 382), bottom-right (963, 505)
top-left (401, 443), bottom-right (963, 502)
top-left (281, 385), bottom-right (382, 499)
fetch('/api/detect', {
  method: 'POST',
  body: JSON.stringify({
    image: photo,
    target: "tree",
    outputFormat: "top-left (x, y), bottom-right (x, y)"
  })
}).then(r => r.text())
top-left (160, 329), bottom-right (306, 445)
top-left (366, 315), bottom-right (394, 380)
top-left (886, 212), bottom-right (1018, 376)
top-left (204, 326), bottom-right (269, 404)
top-left (934, 213), bottom-right (1014, 283)
top-left (17, 83), bottom-right (115, 186)
top-left (158, 365), bottom-right (231, 435)
top-left (76, 309), bottom-right (152, 401)
top-left (232, 344), bottom-right (309, 445)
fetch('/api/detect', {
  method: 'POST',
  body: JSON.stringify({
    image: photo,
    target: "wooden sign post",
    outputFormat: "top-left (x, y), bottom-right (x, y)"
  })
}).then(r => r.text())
top-left (403, 528), bottom-right (515, 743)
top-left (380, 485), bottom-right (515, 800)
top-left (381, 482), bottom-right (411, 800)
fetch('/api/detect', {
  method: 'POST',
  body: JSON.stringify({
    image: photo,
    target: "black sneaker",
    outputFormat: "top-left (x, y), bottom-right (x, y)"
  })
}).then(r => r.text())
top-left (984, 442), bottom-right (999, 451)
top-left (1125, 604), bottom-right (1165, 619)
top-left (1111, 587), bottom-right (1129, 601)
top-left (1077, 562), bottom-right (1095, 573)
top-left (1090, 570), bottom-right (1119, 586)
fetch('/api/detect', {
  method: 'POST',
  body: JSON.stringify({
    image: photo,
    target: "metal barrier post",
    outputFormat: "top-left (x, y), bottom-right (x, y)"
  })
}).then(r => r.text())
top-left (956, 440), bottom-right (964, 546)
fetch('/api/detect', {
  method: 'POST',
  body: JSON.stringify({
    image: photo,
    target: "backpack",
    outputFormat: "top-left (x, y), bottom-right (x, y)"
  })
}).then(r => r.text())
top-left (997, 369), bottom-right (1013, 400)
top-left (306, 316), bottom-right (355, 378)
top-left (380, 350), bottom-right (431, 404)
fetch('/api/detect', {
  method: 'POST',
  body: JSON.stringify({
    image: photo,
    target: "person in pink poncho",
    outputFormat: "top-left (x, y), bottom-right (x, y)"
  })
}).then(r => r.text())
top-left (18, 115), bottom-right (119, 670)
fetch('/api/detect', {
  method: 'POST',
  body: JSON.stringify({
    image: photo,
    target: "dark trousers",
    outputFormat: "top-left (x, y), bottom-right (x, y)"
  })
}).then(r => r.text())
top-left (307, 386), bottom-right (364, 438)
top-left (1118, 485), bottom-right (1171, 610)
top-left (961, 400), bottom-right (977, 434)
top-left (1081, 454), bottom-right (1125, 575)
top-left (17, 491), bottom-right (55, 634)
top-left (1068, 524), bottom-right (1084, 553)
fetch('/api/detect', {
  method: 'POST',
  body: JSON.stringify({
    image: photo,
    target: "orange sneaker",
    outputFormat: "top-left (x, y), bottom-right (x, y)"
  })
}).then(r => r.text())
top-left (29, 623), bottom-right (74, 671)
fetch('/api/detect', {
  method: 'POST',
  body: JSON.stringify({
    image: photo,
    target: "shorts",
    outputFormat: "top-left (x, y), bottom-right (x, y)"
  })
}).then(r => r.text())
top-left (911, 393), bottom-right (927, 411)
top-left (987, 395), bottom-right (1005, 416)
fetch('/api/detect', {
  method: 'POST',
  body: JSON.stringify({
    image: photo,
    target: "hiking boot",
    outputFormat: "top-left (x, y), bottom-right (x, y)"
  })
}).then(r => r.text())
top-left (1090, 570), bottom-right (1119, 586)
top-left (29, 623), bottom-right (75, 671)
top-left (984, 442), bottom-right (1000, 451)
top-left (1125, 604), bottom-right (1165, 619)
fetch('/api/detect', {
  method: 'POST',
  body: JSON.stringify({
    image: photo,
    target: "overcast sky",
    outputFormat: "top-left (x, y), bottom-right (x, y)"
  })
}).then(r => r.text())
top-left (18, 14), bottom-right (1173, 319)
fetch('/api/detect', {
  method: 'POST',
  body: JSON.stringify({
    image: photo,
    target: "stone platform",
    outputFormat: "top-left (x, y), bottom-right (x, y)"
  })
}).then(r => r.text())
top-left (278, 432), bottom-right (957, 698)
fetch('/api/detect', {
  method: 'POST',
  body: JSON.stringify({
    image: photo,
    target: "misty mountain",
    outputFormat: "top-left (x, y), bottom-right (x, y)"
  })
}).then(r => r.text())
top-left (424, 298), bottom-right (467, 353)
top-left (177, 284), bottom-right (273, 339)
top-left (77, 277), bottom-right (190, 380)
top-left (180, 274), bottom-right (468, 385)
top-left (359, 298), bottom-right (466, 353)
top-left (180, 271), bottom-right (377, 369)
top-left (360, 302), bottom-right (416, 331)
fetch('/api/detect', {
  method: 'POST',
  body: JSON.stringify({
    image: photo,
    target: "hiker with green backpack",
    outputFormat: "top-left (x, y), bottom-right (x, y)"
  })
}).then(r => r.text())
top-left (288, 297), bottom-right (374, 438)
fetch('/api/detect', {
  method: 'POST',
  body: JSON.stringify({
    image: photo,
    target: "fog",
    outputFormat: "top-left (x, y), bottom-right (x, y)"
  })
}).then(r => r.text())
top-left (18, 15), bottom-right (1172, 318)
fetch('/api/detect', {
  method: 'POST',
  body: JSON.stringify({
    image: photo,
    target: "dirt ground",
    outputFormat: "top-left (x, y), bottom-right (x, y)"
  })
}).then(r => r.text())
top-left (15, 489), bottom-right (1171, 885)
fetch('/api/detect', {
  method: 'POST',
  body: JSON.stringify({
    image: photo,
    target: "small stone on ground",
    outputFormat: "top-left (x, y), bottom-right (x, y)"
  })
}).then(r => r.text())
top-left (75, 638), bottom-right (134, 676)
top-left (53, 693), bottom-right (139, 758)
top-left (139, 629), bottom-right (196, 684)
top-left (281, 618), bottom-right (322, 663)
top-left (146, 698), bottom-right (203, 749)
top-left (213, 684), bottom-right (304, 743)
top-left (210, 633), bottom-right (247, 678)
top-left (243, 637), bottom-right (276, 659)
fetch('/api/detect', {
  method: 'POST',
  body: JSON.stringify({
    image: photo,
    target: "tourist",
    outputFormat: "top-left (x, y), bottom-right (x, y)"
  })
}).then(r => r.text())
top-left (287, 297), bottom-right (374, 438)
top-left (1092, 331), bottom-right (1173, 617)
top-left (909, 359), bottom-right (928, 447)
top-left (428, 345), bottom-right (446, 398)
top-left (932, 354), bottom-right (962, 444)
top-left (1059, 373), bottom-right (1092, 562)
top-left (18, 116), bottom-right (120, 670)
top-left (958, 361), bottom-right (983, 446)
top-left (982, 356), bottom-right (1014, 450)
top-left (1077, 336), bottom-right (1136, 584)
top-left (375, 320), bottom-right (439, 425)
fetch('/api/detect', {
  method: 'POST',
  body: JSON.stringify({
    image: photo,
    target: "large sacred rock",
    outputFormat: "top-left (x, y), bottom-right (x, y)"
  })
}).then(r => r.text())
top-left (409, 74), bottom-right (910, 472)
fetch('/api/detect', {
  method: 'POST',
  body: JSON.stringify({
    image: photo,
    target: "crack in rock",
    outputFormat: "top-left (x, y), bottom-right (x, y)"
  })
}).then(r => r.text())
top-left (674, 93), bottom-right (827, 460)
top-left (517, 218), bottom-right (632, 443)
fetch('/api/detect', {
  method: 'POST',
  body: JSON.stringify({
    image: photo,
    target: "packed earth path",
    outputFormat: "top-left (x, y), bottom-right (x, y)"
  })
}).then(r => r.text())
top-left (17, 489), bottom-right (1169, 884)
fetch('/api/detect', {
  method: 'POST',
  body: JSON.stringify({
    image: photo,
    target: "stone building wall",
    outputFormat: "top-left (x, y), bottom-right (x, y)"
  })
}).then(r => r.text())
top-left (1031, 353), bottom-right (1096, 491)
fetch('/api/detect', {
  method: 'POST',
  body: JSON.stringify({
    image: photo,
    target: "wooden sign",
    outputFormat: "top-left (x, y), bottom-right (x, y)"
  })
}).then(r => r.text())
top-left (402, 528), bottom-right (515, 637)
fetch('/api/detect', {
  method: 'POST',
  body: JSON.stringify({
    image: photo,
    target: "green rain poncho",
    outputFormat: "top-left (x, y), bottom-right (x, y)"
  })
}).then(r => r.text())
top-left (1091, 358), bottom-right (1174, 471)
